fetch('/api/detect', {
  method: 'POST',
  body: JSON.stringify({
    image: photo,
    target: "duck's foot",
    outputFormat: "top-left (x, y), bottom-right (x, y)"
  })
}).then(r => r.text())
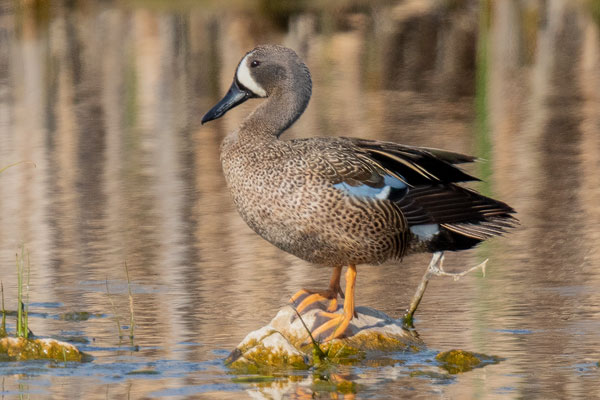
top-left (303, 265), bottom-right (357, 343)
top-left (431, 255), bottom-right (488, 281)
top-left (308, 310), bottom-right (353, 342)
top-left (289, 266), bottom-right (344, 313)
top-left (403, 252), bottom-right (488, 327)
top-left (290, 289), bottom-right (340, 313)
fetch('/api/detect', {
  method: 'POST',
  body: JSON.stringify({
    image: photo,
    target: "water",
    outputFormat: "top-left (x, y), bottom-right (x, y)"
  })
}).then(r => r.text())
top-left (1, 0), bottom-right (600, 398)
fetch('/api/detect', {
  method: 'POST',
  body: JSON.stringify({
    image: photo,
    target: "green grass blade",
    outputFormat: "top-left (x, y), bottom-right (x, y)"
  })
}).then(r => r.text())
top-left (16, 250), bottom-right (22, 337)
top-left (1, 281), bottom-right (6, 337)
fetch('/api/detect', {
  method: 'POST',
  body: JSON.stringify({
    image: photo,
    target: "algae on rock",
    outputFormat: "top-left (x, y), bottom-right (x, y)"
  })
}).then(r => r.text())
top-left (227, 304), bottom-right (423, 373)
top-left (0, 337), bottom-right (85, 362)
top-left (436, 349), bottom-right (502, 374)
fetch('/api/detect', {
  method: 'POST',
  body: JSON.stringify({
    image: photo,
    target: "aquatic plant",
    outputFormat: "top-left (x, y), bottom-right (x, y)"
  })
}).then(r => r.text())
top-left (105, 262), bottom-right (136, 345)
top-left (1, 162), bottom-right (36, 339)
top-left (0, 282), bottom-right (6, 338)
top-left (0, 165), bottom-right (86, 361)
top-left (291, 306), bottom-right (326, 363)
top-left (0, 244), bottom-right (86, 362)
top-left (436, 349), bottom-right (502, 374)
top-left (125, 261), bottom-right (136, 343)
top-left (16, 245), bottom-right (31, 339)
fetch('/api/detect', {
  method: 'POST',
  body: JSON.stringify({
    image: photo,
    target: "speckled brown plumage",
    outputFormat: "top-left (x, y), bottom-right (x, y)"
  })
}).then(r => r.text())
top-left (202, 45), bottom-right (516, 340)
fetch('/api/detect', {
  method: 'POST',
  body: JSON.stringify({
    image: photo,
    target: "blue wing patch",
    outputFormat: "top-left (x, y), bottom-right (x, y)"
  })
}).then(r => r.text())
top-left (333, 175), bottom-right (408, 201)
top-left (410, 223), bottom-right (440, 240)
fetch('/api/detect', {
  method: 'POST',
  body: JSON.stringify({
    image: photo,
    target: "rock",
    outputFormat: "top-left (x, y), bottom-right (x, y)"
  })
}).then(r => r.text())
top-left (226, 304), bottom-right (423, 372)
top-left (435, 349), bottom-right (502, 374)
top-left (0, 337), bottom-right (85, 362)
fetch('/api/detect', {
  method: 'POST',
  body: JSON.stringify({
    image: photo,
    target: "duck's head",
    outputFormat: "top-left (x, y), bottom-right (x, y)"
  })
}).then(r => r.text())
top-left (202, 45), bottom-right (312, 124)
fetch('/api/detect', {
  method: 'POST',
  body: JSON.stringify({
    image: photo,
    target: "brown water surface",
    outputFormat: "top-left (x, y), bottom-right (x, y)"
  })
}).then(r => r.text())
top-left (1, 0), bottom-right (600, 398)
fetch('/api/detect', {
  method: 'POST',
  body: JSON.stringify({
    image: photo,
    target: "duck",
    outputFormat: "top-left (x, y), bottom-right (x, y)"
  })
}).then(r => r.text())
top-left (202, 45), bottom-right (516, 342)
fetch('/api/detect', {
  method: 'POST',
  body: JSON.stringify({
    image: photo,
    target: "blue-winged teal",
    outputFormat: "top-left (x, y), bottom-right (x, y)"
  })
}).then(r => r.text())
top-left (202, 45), bottom-right (516, 341)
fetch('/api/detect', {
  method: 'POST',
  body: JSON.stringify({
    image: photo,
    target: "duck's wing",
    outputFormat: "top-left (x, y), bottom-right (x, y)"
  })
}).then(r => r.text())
top-left (348, 138), bottom-right (479, 185)
top-left (303, 137), bottom-right (517, 247)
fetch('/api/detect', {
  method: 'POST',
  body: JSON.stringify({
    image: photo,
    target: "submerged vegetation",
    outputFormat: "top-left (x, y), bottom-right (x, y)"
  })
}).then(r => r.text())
top-left (0, 245), bottom-right (33, 340)
top-left (105, 262), bottom-right (137, 345)
top-left (1, 162), bottom-right (35, 339)
top-left (125, 262), bottom-right (136, 342)
top-left (0, 244), bottom-right (85, 362)
top-left (15, 245), bottom-right (31, 339)
top-left (436, 349), bottom-right (502, 374)
top-left (0, 282), bottom-right (6, 337)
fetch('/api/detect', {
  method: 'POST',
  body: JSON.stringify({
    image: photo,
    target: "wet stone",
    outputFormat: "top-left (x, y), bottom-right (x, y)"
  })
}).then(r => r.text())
top-left (226, 304), bottom-right (423, 373)
top-left (435, 349), bottom-right (503, 374)
top-left (0, 337), bottom-right (84, 362)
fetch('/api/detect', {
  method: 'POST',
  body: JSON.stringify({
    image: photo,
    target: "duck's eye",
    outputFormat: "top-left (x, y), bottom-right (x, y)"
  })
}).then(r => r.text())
top-left (250, 60), bottom-right (260, 68)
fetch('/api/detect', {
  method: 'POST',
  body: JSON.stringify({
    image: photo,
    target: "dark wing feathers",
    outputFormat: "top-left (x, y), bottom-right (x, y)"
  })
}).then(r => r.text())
top-left (351, 138), bottom-right (479, 185)
top-left (395, 184), bottom-right (517, 239)
top-left (418, 147), bottom-right (478, 164)
top-left (340, 138), bottom-right (516, 240)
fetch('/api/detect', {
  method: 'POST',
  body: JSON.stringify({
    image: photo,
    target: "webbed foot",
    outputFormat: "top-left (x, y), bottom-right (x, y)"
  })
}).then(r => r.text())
top-left (303, 265), bottom-right (357, 343)
top-left (289, 266), bottom-right (344, 313)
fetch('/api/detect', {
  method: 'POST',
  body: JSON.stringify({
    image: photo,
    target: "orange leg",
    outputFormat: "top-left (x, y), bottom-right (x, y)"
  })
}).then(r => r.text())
top-left (309, 264), bottom-right (357, 342)
top-left (290, 266), bottom-right (344, 313)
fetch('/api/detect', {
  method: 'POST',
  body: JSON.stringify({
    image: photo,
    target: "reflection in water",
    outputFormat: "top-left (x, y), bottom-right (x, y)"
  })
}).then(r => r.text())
top-left (1, 0), bottom-right (600, 398)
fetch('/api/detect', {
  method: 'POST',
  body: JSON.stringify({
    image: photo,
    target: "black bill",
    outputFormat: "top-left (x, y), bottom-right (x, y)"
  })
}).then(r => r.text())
top-left (201, 79), bottom-right (253, 124)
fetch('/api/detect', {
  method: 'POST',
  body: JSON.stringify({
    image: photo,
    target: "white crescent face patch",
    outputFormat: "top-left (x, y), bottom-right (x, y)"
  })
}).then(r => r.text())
top-left (236, 53), bottom-right (267, 97)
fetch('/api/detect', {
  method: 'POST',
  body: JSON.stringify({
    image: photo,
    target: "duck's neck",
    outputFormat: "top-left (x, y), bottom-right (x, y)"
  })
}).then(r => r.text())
top-left (237, 86), bottom-right (311, 143)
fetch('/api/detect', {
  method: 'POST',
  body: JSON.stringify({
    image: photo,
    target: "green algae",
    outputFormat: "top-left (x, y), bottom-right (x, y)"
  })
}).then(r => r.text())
top-left (226, 305), bottom-right (425, 375)
top-left (436, 349), bottom-right (502, 374)
top-left (345, 331), bottom-right (421, 353)
top-left (228, 346), bottom-right (310, 374)
top-left (228, 329), bottom-right (421, 373)
top-left (227, 332), bottom-right (310, 374)
top-left (297, 330), bottom-right (419, 359)
top-left (225, 315), bottom-right (507, 397)
top-left (0, 337), bottom-right (84, 362)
